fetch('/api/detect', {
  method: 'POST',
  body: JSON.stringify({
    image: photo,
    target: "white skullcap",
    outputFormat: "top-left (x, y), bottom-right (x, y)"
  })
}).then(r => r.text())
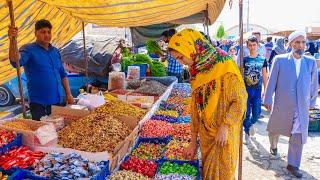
top-left (288, 30), bottom-right (306, 44)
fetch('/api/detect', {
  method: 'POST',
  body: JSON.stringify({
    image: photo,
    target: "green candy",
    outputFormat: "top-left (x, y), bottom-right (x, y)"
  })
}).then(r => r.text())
top-left (159, 162), bottom-right (198, 176)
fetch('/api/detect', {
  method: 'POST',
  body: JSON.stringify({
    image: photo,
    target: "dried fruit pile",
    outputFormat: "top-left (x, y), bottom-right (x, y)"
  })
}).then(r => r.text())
top-left (58, 113), bottom-right (131, 152)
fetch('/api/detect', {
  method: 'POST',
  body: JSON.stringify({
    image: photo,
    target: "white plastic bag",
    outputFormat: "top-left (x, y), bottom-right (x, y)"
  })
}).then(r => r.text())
top-left (35, 124), bottom-right (58, 145)
top-left (77, 92), bottom-right (106, 110)
top-left (40, 115), bottom-right (65, 131)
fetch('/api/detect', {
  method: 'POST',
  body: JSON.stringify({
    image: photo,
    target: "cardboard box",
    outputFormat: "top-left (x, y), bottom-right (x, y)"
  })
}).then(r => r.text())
top-left (51, 106), bottom-right (90, 125)
top-left (35, 114), bottom-right (140, 172)
top-left (0, 119), bottom-right (57, 150)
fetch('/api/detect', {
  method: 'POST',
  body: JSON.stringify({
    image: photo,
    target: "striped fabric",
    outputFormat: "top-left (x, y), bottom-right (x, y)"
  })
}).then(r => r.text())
top-left (0, 0), bottom-right (225, 84)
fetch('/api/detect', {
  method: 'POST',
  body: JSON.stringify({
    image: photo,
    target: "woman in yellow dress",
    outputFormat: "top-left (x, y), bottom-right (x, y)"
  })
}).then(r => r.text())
top-left (168, 29), bottom-right (247, 180)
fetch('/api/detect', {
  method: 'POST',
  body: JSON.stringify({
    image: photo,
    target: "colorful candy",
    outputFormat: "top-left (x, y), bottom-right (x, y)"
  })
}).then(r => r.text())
top-left (109, 170), bottom-right (149, 180)
top-left (158, 162), bottom-right (198, 177)
top-left (154, 173), bottom-right (195, 180)
top-left (0, 172), bottom-right (8, 180)
top-left (58, 113), bottom-right (131, 152)
top-left (33, 152), bottom-right (106, 179)
top-left (140, 120), bottom-right (172, 138)
top-left (155, 110), bottom-right (179, 118)
top-left (171, 124), bottom-right (192, 140)
top-left (131, 142), bottom-right (166, 160)
top-left (177, 116), bottom-right (191, 123)
top-left (0, 129), bottom-right (16, 146)
top-left (0, 146), bottom-right (45, 170)
top-left (164, 139), bottom-right (196, 161)
top-left (120, 156), bottom-right (158, 178)
top-left (150, 115), bottom-right (177, 123)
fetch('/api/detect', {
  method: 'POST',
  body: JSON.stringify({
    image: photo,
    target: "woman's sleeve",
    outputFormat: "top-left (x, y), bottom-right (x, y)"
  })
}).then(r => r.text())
top-left (222, 74), bottom-right (247, 126)
top-left (190, 93), bottom-right (200, 133)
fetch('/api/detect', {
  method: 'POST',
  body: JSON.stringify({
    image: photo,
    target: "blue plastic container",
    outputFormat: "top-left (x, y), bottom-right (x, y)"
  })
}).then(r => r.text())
top-left (7, 161), bottom-right (109, 180)
top-left (0, 133), bottom-right (22, 155)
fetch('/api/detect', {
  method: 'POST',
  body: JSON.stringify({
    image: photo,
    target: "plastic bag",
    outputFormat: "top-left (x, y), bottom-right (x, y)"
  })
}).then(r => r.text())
top-left (127, 66), bottom-right (140, 80)
top-left (40, 115), bottom-right (65, 131)
top-left (77, 92), bottom-right (106, 110)
top-left (112, 63), bottom-right (122, 72)
top-left (108, 71), bottom-right (125, 91)
top-left (35, 124), bottom-right (58, 145)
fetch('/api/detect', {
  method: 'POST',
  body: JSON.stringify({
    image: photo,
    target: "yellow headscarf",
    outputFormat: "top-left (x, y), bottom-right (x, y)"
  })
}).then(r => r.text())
top-left (168, 29), bottom-right (244, 122)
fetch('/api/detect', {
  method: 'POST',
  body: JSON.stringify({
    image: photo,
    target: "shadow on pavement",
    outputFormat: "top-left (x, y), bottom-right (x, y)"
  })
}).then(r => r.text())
top-left (245, 137), bottom-right (318, 180)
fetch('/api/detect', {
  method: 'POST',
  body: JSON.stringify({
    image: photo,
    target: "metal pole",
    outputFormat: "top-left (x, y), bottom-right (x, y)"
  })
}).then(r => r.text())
top-left (6, 0), bottom-right (26, 118)
top-left (81, 22), bottom-right (89, 92)
top-left (239, 0), bottom-right (244, 179)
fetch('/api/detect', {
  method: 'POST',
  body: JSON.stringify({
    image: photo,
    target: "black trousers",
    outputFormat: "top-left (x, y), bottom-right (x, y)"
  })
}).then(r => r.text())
top-left (30, 102), bottom-right (64, 120)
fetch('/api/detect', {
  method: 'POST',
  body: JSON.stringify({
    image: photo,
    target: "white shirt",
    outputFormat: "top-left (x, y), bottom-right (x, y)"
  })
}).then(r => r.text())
top-left (293, 56), bottom-right (302, 78)
top-left (291, 55), bottom-right (302, 134)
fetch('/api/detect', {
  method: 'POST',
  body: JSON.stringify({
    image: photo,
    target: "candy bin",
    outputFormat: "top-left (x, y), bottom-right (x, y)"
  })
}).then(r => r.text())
top-left (120, 156), bottom-right (158, 178)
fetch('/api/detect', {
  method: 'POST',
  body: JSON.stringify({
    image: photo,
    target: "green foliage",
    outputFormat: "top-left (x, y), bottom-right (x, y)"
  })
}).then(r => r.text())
top-left (146, 40), bottom-right (162, 54)
top-left (216, 24), bottom-right (225, 39)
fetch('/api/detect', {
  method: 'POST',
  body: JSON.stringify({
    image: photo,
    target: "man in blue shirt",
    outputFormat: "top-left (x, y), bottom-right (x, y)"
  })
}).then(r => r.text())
top-left (161, 29), bottom-right (183, 83)
top-left (243, 36), bottom-right (268, 143)
top-left (8, 19), bottom-right (73, 120)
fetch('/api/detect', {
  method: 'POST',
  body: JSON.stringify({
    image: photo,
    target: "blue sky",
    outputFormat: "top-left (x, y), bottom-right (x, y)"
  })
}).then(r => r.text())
top-left (208, 0), bottom-right (320, 32)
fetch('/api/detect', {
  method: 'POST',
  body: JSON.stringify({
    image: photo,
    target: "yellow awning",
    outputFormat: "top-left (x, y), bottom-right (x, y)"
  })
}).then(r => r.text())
top-left (0, 0), bottom-right (225, 84)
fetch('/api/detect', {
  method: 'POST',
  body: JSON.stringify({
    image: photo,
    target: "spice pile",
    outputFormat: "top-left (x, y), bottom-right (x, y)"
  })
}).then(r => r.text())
top-left (134, 81), bottom-right (167, 96)
top-left (94, 100), bottom-right (146, 119)
top-left (58, 113), bottom-right (131, 152)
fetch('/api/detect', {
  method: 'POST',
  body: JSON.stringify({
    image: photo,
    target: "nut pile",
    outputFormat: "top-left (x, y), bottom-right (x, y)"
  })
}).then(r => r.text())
top-left (131, 142), bottom-right (166, 160)
top-left (94, 100), bottom-right (146, 119)
top-left (2, 121), bottom-right (33, 131)
top-left (58, 113), bottom-right (131, 152)
top-left (140, 120), bottom-right (172, 138)
top-left (109, 170), bottom-right (149, 180)
top-left (33, 152), bottom-right (106, 179)
top-left (134, 81), bottom-right (167, 96)
top-left (164, 139), bottom-right (196, 161)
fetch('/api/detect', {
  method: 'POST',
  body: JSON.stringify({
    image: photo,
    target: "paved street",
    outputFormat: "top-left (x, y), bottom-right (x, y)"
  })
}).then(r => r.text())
top-left (242, 107), bottom-right (320, 180)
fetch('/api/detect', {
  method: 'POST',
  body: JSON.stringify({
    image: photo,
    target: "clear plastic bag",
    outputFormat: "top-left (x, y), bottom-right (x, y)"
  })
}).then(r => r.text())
top-left (108, 71), bottom-right (125, 91)
top-left (127, 66), bottom-right (140, 80)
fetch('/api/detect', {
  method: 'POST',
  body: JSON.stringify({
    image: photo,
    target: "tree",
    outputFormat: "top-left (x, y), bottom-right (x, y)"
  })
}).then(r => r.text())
top-left (216, 24), bottom-right (225, 40)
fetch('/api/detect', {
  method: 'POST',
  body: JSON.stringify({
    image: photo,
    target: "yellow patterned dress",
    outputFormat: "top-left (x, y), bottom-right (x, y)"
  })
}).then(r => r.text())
top-left (168, 29), bottom-right (247, 180)
top-left (191, 73), bottom-right (247, 179)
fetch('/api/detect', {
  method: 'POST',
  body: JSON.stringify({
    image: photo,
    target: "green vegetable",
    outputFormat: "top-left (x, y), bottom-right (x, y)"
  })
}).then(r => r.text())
top-left (151, 61), bottom-right (166, 77)
top-left (120, 53), bottom-right (166, 77)
top-left (146, 40), bottom-right (162, 54)
top-left (121, 47), bottom-right (132, 57)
